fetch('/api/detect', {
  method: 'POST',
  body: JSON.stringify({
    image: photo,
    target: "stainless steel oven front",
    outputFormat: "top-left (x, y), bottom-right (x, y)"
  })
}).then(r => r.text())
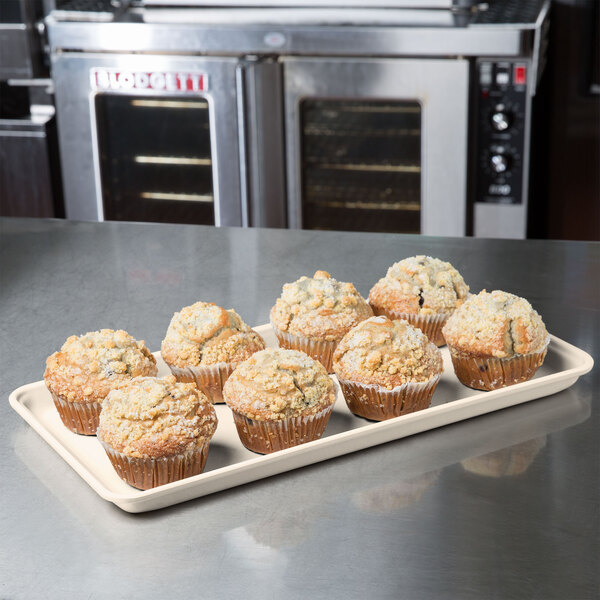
top-left (283, 57), bottom-right (468, 236)
top-left (51, 53), bottom-right (243, 226)
top-left (54, 52), bottom-right (469, 235)
top-left (48, 0), bottom-right (549, 237)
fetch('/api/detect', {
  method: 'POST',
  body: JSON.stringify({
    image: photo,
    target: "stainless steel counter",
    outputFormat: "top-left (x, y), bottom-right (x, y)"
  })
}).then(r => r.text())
top-left (1, 217), bottom-right (598, 599)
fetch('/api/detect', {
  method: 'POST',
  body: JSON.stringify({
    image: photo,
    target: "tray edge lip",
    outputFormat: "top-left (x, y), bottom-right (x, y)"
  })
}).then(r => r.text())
top-left (8, 330), bottom-right (595, 511)
top-left (9, 389), bottom-right (126, 504)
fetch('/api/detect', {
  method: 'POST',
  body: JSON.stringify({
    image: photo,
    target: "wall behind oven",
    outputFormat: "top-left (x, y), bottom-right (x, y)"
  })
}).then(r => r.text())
top-left (528, 0), bottom-right (599, 241)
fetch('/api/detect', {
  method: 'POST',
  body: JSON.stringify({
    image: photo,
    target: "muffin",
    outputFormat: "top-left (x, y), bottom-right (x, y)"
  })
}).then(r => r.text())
top-left (97, 375), bottom-right (218, 490)
top-left (270, 270), bottom-right (373, 372)
top-left (44, 329), bottom-right (157, 435)
top-left (368, 256), bottom-right (469, 346)
top-left (161, 302), bottom-right (265, 404)
top-left (442, 290), bottom-right (550, 390)
top-left (333, 316), bottom-right (443, 421)
top-left (222, 348), bottom-right (337, 454)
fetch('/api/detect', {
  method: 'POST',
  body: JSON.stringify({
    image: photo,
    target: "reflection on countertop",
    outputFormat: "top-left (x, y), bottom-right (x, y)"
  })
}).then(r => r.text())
top-left (461, 437), bottom-right (546, 478)
top-left (12, 387), bottom-right (591, 550)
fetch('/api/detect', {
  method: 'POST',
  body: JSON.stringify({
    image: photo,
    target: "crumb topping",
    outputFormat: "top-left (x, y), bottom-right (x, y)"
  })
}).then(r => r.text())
top-left (223, 348), bottom-right (336, 420)
top-left (161, 302), bottom-right (265, 367)
top-left (442, 290), bottom-right (549, 358)
top-left (270, 270), bottom-right (373, 342)
top-left (97, 375), bottom-right (217, 458)
top-left (333, 316), bottom-right (443, 389)
top-left (368, 256), bottom-right (469, 316)
top-left (44, 329), bottom-right (157, 403)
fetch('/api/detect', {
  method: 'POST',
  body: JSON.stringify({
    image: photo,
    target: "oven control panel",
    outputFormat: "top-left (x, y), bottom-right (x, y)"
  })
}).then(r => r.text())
top-left (475, 60), bottom-right (529, 205)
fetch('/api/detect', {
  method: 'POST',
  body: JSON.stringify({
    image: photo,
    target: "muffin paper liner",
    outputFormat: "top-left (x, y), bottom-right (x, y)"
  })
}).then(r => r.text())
top-left (166, 362), bottom-right (236, 404)
top-left (99, 442), bottom-right (210, 490)
top-left (231, 404), bottom-right (335, 454)
top-left (271, 323), bottom-right (337, 373)
top-left (336, 376), bottom-right (440, 421)
top-left (447, 344), bottom-right (549, 391)
top-left (50, 392), bottom-right (102, 435)
top-left (370, 306), bottom-right (449, 347)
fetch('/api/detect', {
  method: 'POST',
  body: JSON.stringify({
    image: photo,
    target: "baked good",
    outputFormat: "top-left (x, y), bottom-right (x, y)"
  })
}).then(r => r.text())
top-left (270, 270), bottom-right (373, 372)
top-left (441, 289), bottom-right (549, 390)
top-left (97, 375), bottom-right (217, 490)
top-left (161, 302), bottom-right (265, 403)
top-left (368, 255), bottom-right (469, 346)
top-left (222, 348), bottom-right (337, 454)
top-left (333, 316), bottom-right (443, 421)
top-left (44, 329), bottom-right (157, 435)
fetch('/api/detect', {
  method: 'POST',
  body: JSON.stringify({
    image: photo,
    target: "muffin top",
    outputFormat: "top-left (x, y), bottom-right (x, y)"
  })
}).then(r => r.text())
top-left (223, 348), bottom-right (336, 421)
top-left (368, 255), bottom-right (469, 316)
top-left (44, 329), bottom-right (157, 404)
top-left (442, 290), bottom-right (549, 358)
top-left (161, 302), bottom-right (265, 368)
top-left (270, 270), bottom-right (373, 342)
top-left (333, 316), bottom-right (443, 389)
top-left (97, 375), bottom-right (217, 459)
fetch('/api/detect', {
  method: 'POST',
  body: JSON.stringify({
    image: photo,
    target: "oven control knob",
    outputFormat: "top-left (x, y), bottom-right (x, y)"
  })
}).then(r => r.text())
top-left (490, 153), bottom-right (509, 173)
top-left (491, 110), bottom-right (511, 131)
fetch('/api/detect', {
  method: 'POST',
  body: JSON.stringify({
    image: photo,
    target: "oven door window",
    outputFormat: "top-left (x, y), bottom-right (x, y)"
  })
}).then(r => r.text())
top-left (95, 94), bottom-right (215, 225)
top-left (300, 99), bottom-right (421, 233)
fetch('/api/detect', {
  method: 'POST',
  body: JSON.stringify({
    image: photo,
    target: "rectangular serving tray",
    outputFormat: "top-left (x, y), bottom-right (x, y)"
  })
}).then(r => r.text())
top-left (9, 324), bottom-right (594, 513)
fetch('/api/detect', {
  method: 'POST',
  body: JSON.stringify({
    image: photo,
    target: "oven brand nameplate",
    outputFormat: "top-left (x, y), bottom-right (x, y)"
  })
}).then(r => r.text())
top-left (90, 69), bottom-right (209, 93)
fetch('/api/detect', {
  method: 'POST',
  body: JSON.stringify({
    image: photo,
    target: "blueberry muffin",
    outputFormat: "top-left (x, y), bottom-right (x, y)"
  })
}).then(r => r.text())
top-left (368, 256), bottom-right (469, 346)
top-left (442, 290), bottom-right (549, 390)
top-left (223, 348), bottom-right (336, 454)
top-left (97, 375), bottom-right (218, 490)
top-left (161, 302), bottom-right (265, 403)
top-left (270, 270), bottom-right (373, 373)
top-left (333, 316), bottom-right (443, 421)
top-left (44, 329), bottom-right (157, 435)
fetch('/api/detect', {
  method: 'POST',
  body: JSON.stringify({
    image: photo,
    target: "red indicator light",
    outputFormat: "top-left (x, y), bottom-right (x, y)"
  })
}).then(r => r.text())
top-left (514, 65), bottom-right (527, 85)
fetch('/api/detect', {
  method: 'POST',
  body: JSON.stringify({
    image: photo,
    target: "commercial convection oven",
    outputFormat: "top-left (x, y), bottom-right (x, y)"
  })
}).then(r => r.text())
top-left (47, 0), bottom-right (549, 238)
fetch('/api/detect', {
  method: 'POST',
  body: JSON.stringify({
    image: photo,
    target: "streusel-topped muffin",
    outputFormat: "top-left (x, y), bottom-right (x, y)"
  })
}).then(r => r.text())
top-left (44, 329), bottom-right (157, 435)
top-left (270, 270), bottom-right (373, 372)
top-left (442, 290), bottom-right (549, 390)
top-left (161, 302), bottom-right (265, 403)
top-left (98, 375), bottom-right (217, 490)
top-left (223, 348), bottom-right (336, 454)
top-left (333, 316), bottom-right (443, 421)
top-left (368, 256), bottom-right (469, 346)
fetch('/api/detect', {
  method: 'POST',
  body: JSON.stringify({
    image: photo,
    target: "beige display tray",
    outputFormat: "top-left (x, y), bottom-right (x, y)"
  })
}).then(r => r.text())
top-left (9, 325), bottom-right (593, 513)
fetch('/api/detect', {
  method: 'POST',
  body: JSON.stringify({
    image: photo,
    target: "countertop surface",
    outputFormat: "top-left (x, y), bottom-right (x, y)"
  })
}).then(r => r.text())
top-left (1, 218), bottom-right (598, 600)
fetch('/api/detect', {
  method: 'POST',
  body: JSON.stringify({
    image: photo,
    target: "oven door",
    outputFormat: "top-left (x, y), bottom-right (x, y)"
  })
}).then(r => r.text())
top-left (52, 53), bottom-right (242, 226)
top-left (283, 57), bottom-right (469, 235)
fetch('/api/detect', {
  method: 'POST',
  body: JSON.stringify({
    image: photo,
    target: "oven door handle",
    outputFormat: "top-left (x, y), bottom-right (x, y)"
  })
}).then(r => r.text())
top-left (235, 62), bottom-right (251, 228)
top-left (236, 58), bottom-right (287, 228)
